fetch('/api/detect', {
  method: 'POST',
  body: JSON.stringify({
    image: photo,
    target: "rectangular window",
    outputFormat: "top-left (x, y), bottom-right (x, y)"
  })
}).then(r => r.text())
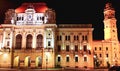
top-left (48, 41), bottom-right (51, 46)
top-left (99, 47), bottom-right (101, 50)
top-left (58, 57), bottom-right (61, 62)
top-left (68, 36), bottom-right (70, 40)
top-left (75, 57), bottom-right (78, 62)
top-left (66, 57), bottom-right (69, 62)
top-left (106, 54), bottom-right (108, 57)
top-left (84, 57), bottom-right (87, 62)
top-left (95, 47), bottom-right (97, 51)
top-left (57, 36), bottom-right (59, 40)
top-left (100, 54), bottom-right (102, 57)
top-left (58, 45), bottom-right (61, 52)
top-left (65, 36), bottom-right (67, 40)
top-left (66, 45), bottom-right (69, 52)
top-left (75, 45), bottom-right (78, 52)
top-left (85, 35), bottom-right (87, 40)
top-left (82, 36), bottom-right (84, 40)
top-left (7, 41), bottom-right (9, 46)
top-left (77, 36), bottom-right (79, 40)
top-left (60, 36), bottom-right (62, 41)
top-left (106, 47), bottom-right (108, 50)
top-left (83, 45), bottom-right (87, 51)
top-left (74, 36), bottom-right (76, 40)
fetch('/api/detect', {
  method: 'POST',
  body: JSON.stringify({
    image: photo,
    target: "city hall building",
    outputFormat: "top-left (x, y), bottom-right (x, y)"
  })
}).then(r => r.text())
top-left (0, 2), bottom-right (119, 68)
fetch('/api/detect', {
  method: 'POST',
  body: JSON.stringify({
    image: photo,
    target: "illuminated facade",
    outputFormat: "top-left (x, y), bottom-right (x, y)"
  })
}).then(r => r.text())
top-left (0, 2), bottom-right (119, 69)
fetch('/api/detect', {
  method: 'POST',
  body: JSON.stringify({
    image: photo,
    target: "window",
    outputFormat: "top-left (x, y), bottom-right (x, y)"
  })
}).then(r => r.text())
top-left (48, 41), bottom-right (51, 46)
top-left (57, 36), bottom-right (59, 40)
top-left (58, 57), bottom-right (61, 62)
top-left (83, 45), bottom-right (87, 51)
top-left (75, 45), bottom-right (78, 52)
top-left (7, 41), bottom-right (9, 46)
top-left (82, 36), bottom-right (84, 40)
top-left (100, 54), bottom-right (102, 57)
top-left (66, 45), bottom-right (69, 52)
top-left (68, 36), bottom-right (70, 40)
top-left (60, 36), bottom-right (62, 40)
top-left (99, 47), bottom-right (101, 50)
top-left (106, 54), bottom-right (108, 57)
top-left (66, 57), bottom-right (69, 62)
top-left (77, 35), bottom-right (79, 40)
top-left (95, 47), bottom-right (97, 51)
top-left (85, 35), bottom-right (87, 40)
top-left (74, 35), bottom-right (79, 40)
top-left (106, 47), bottom-right (108, 51)
top-left (26, 34), bottom-right (32, 49)
top-left (84, 57), bottom-right (87, 62)
top-left (15, 34), bottom-right (22, 49)
top-left (74, 36), bottom-right (76, 40)
top-left (36, 34), bottom-right (43, 49)
top-left (75, 57), bottom-right (78, 62)
top-left (65, 36), bottom-right (67, 40)
top-left (58, 45), bottom-right (61, 52)
top-left (65, 35), bottom-right (70, 41)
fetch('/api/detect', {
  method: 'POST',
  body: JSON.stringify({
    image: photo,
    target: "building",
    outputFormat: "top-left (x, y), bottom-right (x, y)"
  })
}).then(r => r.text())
top-left (0, 2), bottom-right (119, 69)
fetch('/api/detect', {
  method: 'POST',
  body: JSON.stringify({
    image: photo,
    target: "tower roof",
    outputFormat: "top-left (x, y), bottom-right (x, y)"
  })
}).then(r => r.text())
top-left (104, 2), bottom-right (114, 11)
top-left (15, 2), bottom-right (48, 13)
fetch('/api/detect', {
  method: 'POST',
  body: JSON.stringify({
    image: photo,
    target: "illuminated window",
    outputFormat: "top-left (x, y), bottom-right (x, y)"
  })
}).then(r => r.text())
top-left (84, 57), bottom-right (87, 62)
top-left (26, 34), bottom-right (32, 49)
top-left (15, 34), bottom-right (22, 49)
top-left (75, 57), bottom-right (78, 62)
top-left (36, 34), bottom-right (43, 49)
top-left (66, 45), bottom-right (69, 52)
top-left (66, 57), bottom-right (69, 62)
top-left (58, 57), bottom-right (61, 62)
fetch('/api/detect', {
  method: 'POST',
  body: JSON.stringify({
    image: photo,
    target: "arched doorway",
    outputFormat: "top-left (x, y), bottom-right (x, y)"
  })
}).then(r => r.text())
top-left (13, 56), bottom-right (20, 67)
top-left (35, 56), bottom-right (42, 68)
top-left (25, 56), bottom-right (31, 67)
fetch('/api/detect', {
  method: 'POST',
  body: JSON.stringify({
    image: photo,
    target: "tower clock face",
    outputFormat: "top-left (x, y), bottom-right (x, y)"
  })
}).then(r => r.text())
top-left (27, 14), bottom-right (32, 21)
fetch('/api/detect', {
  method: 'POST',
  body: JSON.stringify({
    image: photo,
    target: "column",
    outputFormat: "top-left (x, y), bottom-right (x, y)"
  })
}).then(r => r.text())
top-left (22, 32), bottom-right (26, 49)
top-left (32, 33), bottom-right (36, 49)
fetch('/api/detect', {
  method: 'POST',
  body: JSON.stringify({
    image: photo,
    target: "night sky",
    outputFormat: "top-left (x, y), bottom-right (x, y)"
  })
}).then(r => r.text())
top-left (0, 0), bottom-right (120, 40)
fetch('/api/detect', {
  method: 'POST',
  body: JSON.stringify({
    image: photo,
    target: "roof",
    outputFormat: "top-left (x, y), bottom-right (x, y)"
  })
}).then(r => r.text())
top-left (15, 2), bottom-right (48, 13)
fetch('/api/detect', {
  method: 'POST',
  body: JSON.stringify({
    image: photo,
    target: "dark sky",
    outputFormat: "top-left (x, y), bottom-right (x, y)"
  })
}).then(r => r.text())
top-left (0, 0), bottom-right (120, 40)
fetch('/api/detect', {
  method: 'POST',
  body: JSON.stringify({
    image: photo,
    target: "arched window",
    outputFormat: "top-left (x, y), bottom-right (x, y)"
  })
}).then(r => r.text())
top-left (36, 34), bottom-right (43, 49)
top-left (26, 34), bottom-right (32, 49)
top-left (15, 34), bottom-right (22, 49)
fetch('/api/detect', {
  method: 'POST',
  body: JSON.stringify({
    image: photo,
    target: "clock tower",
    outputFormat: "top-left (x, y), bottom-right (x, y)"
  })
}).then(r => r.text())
top-left (103, 2), bottom-right (119, 65)
top-left (103, 3), bottom-right (118, 41)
